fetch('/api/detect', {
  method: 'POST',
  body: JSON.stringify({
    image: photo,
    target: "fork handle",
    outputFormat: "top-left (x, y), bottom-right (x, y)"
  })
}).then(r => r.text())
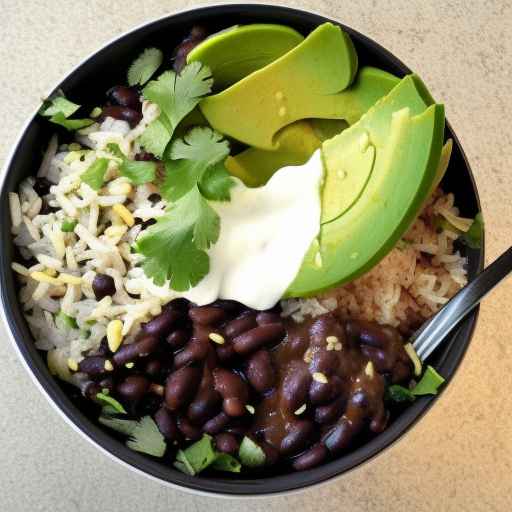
top-left (412, 245), bottom-right (512, 361)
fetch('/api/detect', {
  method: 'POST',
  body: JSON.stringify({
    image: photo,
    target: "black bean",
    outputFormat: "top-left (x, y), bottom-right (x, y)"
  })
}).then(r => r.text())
top-left (213, 368), bottom-right (249, 417)
top-left (224, 313), bottom-right (257, 338)
top-left (309, 350), bottom-right (339, 376)
top-left (215, 433), bottom-right (239, 455)
top-left (177, 415), bottom-right (202, 441)
top-left (92, 273), bottom-right (116, 300)
top-left (166, 329), bottom-right (190, 349)
top-left (260, 441), bottom-right (280, 466)
top-left (173, 339), bottom-right (209, 369)
top-left (189, 306), bottom-right (226, 326)
top-left (116, 375), bottom-right (149, 403)
top-left (281, 365), bottom-right (311, 412)
top-left (292, 443), bottom-right (327, 471)
top-left (256, 311), bottom-right (281, 325)
top-left (144, 359), bottom-right (162, 378)
top-left (280, 420), bottom-right (314, 456)
top-left (246, 350), bottom-right (275, 393)
top-left (187, 369), bottom-right (221, 425)
top-left (202, 412), bottom-right (230, 435)
top-left (314, 396), bottom-right (346, 425)
top-left (112, 335), bottom-right (159, 366)
top-left (78, 356), bottom-right (109, 376)
top-left (154, 407), bottom-right (179, 441)
top-left (216, 342), bottom-right (236, 363)
top-left (345, 319), bottom-right (389, 348)
top-left (100, 105), bottom-right (142, 127)
top-left (165, 366), bottom-right (201, 410)
top-left (172, 25), bottom-right (207, 72)
top-left (33, 177), bottom-right (52, 196)
top-left (106, 85), bottom-right (141, 110)
top-left (232, 323), bottom-right (285, 355)
top-left (143, 306), bottom-right (181, 339)
top-left (322, 418), bottom-right (358, 455)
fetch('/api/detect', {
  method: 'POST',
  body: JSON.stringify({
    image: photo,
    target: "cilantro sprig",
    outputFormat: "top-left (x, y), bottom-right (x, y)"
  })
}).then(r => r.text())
top-left (40, 93), bottom-right (94, 131)
top-left (136, 127), bottom-right (234, 291)
top-left (386, 365), bottom-right (445, 403)
top-left (138, 63), bottom-right (213, 157)
top-left (127, 48), bottom-right (163, 87)
top-left (107, 143), bottom-right (156, 185)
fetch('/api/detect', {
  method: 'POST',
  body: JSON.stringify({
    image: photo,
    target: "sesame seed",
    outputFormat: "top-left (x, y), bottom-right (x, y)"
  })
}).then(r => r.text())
top-left (104, 360), bottom-right (114, 371)
top-left (245, 405), bottom-right (255, 415)
top-left (326, 336), bottom-right (338, 344)
top-left (334, 342), bottom-right (343, 351)
top-left (364, 361), bottom-right (374, 378)
top-left (125, 362), bottom-right (134, 369)
top-left (294, 404), bottom-right (307, 415)
top-left (278, 106), bottom-right (287, 117)
top-left (208, 332), bottom-right (225, 345)
top-left (107, 319), bottom-right (124, 352)
top-left (313, 372), bottom-right (328, 384)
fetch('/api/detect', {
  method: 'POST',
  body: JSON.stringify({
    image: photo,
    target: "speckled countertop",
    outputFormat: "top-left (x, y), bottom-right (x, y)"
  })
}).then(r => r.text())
top-left (1, 1), bottom-right (511, 510)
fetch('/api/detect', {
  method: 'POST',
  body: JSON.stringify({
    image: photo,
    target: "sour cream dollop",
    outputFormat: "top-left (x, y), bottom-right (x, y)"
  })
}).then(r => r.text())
top-left (182, 150), bottom-right (323, 309)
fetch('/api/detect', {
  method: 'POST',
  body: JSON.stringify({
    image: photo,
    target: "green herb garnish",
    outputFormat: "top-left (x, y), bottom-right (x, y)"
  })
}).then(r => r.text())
top-left (238, 436), bottom-right (266, 468)
top-left (461, 212), bottom-right (484, 249)
top-left (61, 218), bottom-right (78, 232)
top-left (99, 412), bottom-right (166, 457)
top-left (139, 62), bottom-right (213, 157)
top-left (95, 392), bottom-right (127, 414)
top-left (174, 435), bottom-right (218, 475)
top-left (127, 48), bottom-right (163, 87)
top-left (55, 310), bottom-right (78, 331)
top-left (173, 434), bottom-right (243, 475)
top-left (162, 127), bottom-right (234, 202)
top-left (40, 93), bottom-right (94, 131)
top-left (106, 143), bottom-right (156, 185)
top-left (81, 158), bottom-right (109, 190)
top-left (136, 187), bottom-right (218, 290)
top-left (211, 453), bottom-right (242, 473)
top-left (387, 365), bottom-right (445, 403)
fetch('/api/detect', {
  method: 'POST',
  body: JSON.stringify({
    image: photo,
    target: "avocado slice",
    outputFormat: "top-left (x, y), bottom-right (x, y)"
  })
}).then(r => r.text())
top-left (200, 22), bottom-right (358, 150)
top-left (223, 66), bottom-right (399, 186)
top-left (186, 24), bottom-right (304, 89)
top-left (225, 121), bottom-right (321, 187)
top-left (287, 75), bottom-right (445, 297)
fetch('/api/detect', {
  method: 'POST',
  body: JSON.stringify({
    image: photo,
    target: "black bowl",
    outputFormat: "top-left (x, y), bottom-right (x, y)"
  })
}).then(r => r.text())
top-left (0, 4), bottom-right (483, 497)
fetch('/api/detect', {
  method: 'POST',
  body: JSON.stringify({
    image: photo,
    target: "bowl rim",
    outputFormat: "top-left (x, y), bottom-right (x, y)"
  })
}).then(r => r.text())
top-left (0, 2), bottom-right (484, 498)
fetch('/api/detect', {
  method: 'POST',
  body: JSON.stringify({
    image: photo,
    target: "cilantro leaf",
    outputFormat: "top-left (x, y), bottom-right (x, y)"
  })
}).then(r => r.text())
top-left (106, 143), bottom-right (156, 185)
top-left (136, 188), bottom-right (217, 290)
top-left (238, 437), bottom-right (266, 468)
top-left (386, 365), bottom-right (445, 403)
top-left (126, 416), bottom-right (166, 457)
top-left (137, 117), bottom-right (173, 158)
top-left (211, 453), bottom-right (242, 473)
top-left (40, 94), bottom-right (94, 131)
top-left (99, 414), bottom-right (137, 436)
top-left (461, 212), bottom-right (484, 249)
top-left (95, 392), bottom-right (127, 414)
top-left (411, 365), bottom-right (445, 396)
top-left (173, 435), bottom-right (242, 475)
top-left (174, 435), bottom-right (217, 475)
top-left (139, 63), bottom-right (213, 157)
top-left (81, 158), bottom-right (109, 190)
top-left (127, 47), bottom-right (163, 87)
top-left (199, 162), bottom-right (237, 201)
top-left (161, 127), bottom-right (232, 202)
top-left (40, 96), bottom-right (80, 118)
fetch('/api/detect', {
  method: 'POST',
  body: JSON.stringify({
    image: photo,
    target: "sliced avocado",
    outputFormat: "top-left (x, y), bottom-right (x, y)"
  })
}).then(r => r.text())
top-left (200, 23), bottom-right (358, 149)
top-left (225, 121), bottom-right (321, 187)
top-left (287, 75), bottom-right (445, 296)
top-left (321, 129), bottom-right (376, 224)
top-left (187, 24), bottom-right (304, 89)
top-left (311, 118), bottom-right (348, 141)
top-left (223, 66), bottom-right (398, 186)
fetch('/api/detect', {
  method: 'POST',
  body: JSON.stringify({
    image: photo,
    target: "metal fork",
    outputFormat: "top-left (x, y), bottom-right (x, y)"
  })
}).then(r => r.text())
top-left (412, 246), bottom-right (512, 361)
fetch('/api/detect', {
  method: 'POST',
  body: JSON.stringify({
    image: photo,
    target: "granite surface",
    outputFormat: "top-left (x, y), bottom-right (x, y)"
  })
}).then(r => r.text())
top-left (1, 1), bottom-right (511, 510)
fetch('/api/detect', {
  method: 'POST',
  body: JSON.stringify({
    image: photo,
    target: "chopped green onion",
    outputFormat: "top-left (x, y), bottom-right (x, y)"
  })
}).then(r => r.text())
top-left (61, 218), bottom-right (78, 232)
top-left (95, 392), bottom-right (127, 414)
top-left (238, 436), bottom-right (266, 468)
